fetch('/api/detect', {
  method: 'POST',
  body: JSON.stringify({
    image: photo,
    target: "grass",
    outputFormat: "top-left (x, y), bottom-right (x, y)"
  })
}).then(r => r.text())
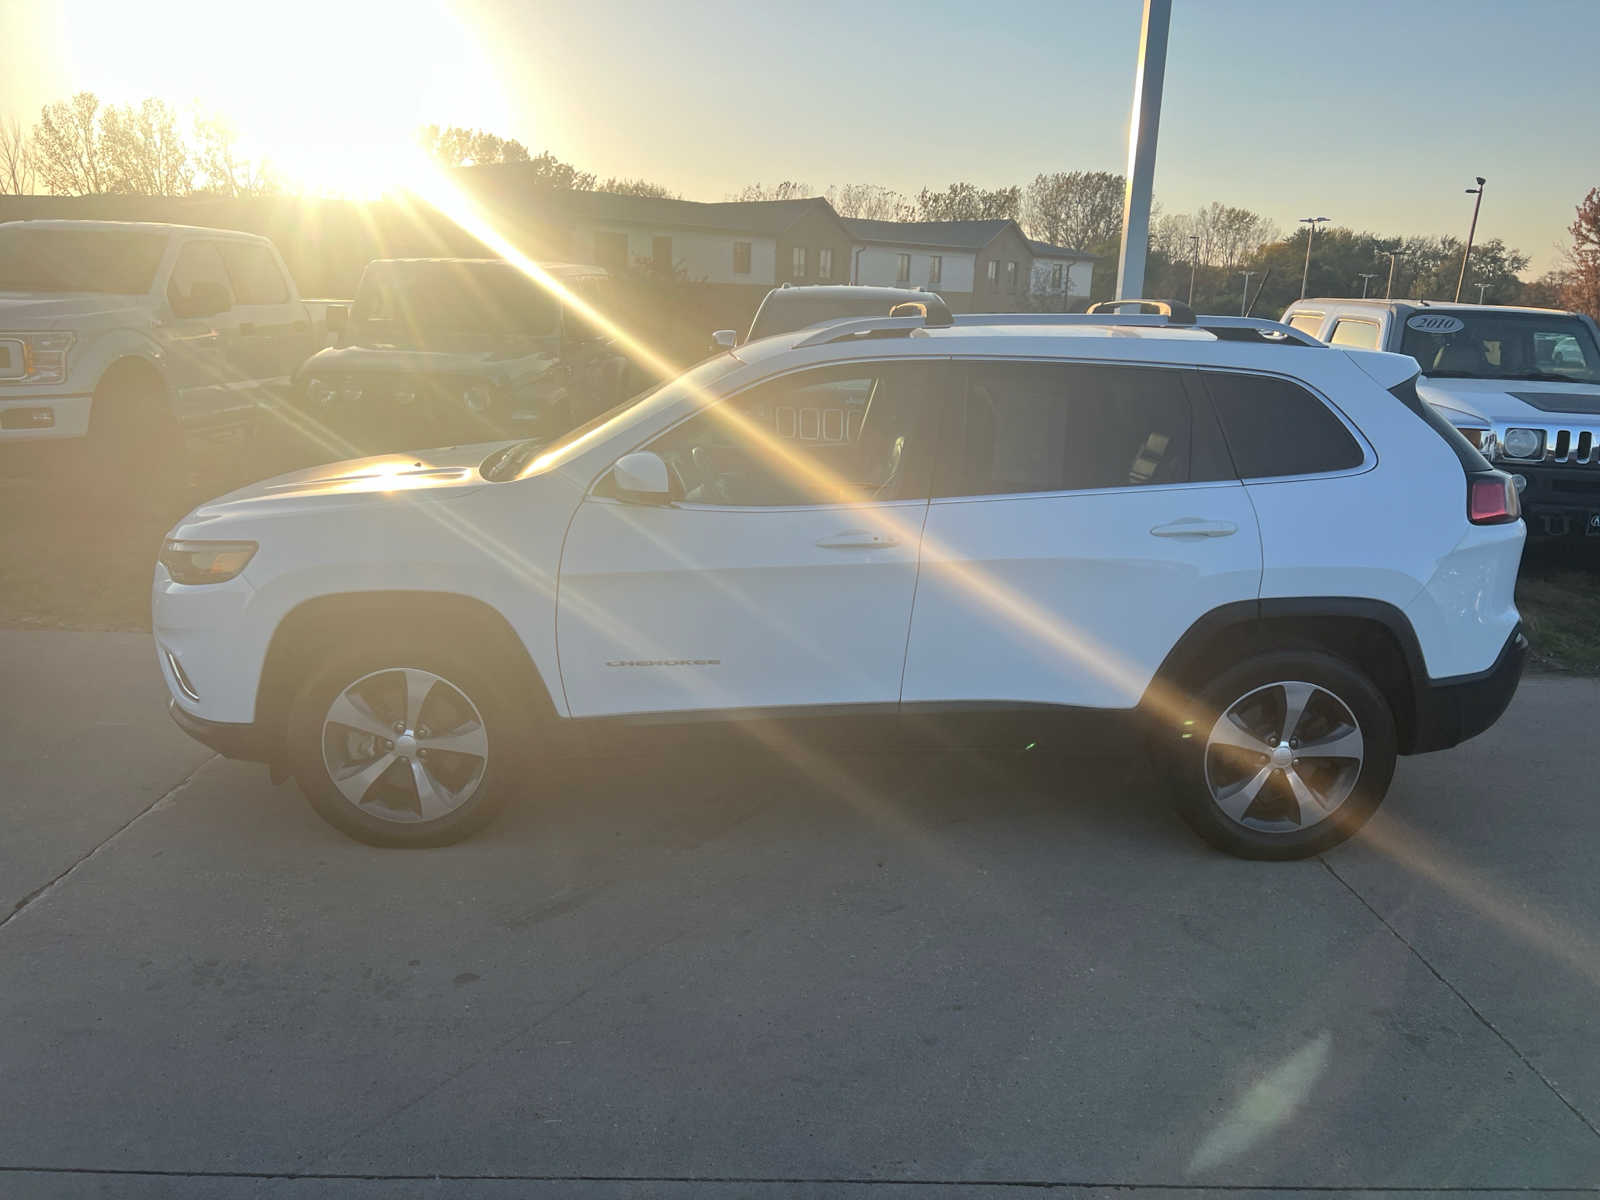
top-left (1516, 547), bottom-right (1600, 675)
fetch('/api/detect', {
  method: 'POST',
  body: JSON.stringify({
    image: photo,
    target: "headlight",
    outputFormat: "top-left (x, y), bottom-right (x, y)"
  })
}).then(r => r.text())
top-left (0, 331), bottom-right (74, 385)
top-left (1501, 427), bottom-right (1545, 460)
top-left (158, 539), bottom-right (258, 585)
top-left (463, 383), bottom-right (494, 412)
top-left (305, 376), bottom-right (337, 406)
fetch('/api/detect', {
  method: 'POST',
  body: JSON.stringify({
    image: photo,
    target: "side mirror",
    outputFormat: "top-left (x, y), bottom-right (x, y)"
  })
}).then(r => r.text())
top-left (710, 329), bottom-right (738, 352)
top-left (612, 451), bottom-right (672, 505)
top-left (174, 280), bottom-right (231, 319)
top-left (325, 304), bottom-right (348, 335)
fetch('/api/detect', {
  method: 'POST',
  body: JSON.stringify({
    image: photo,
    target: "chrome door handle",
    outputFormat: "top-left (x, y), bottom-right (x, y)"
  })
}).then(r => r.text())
top-left (1150, 519), bottom-right (1238, 538)
top-left (816, 530), bottom-right (899, 549)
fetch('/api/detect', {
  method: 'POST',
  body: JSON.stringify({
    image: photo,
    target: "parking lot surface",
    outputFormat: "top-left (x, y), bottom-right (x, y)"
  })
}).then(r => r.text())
top-left (4, 632), bottom-right (1600, 1198)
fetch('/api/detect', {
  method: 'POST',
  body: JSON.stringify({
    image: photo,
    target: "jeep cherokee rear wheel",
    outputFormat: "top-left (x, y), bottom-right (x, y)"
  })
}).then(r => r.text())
top-left (287, 639), bottom-right (520, 847)
top-left (1168, 650), bottom-right (1397, 860)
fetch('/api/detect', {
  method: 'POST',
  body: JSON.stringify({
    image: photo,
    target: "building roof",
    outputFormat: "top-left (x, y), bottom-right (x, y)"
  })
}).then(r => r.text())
top-left (454, 167), bottom-right (836, 237)
top-left (839, 217), bottom-right (1016, 251)
top-left (1027, 238), bottom-right (1095, 261)
top-left (1, 218), bottom-right (262, 239)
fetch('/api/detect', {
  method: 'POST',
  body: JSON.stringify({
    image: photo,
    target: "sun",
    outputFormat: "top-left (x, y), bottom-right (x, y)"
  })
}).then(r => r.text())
top-left (54, 0), bottom-right (514, 198)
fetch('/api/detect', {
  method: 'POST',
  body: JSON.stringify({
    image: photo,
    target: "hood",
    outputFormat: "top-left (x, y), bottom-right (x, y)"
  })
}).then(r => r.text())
top-left (1416, 376), bottom-right (1600, 424)
top-left (0, 292), bottom-right (146, 326)
top-left (176, 442), bottom-right (507, 529)
top-left (302, 333), bottom-right (560, 378)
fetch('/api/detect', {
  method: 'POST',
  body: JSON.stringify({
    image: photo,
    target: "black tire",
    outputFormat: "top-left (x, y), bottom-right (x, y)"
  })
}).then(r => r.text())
top-left (286, 634), bottom-right (526, 848)
top-left (1164, 649), bottom-right (1397, 860)
top-left (80, 365), bottom-right (188, 509)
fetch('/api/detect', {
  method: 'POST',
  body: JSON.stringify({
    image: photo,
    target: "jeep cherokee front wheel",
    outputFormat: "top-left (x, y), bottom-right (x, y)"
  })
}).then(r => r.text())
top-left (1168, 650), bottom-right (1397, 860)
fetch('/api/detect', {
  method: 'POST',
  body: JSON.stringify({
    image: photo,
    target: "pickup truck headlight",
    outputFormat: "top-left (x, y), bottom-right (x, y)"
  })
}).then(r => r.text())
top-left (1501, 428), bottom-right (1545, 460)
top-left (0, 331), bottom-right (75, 385)
top-left (305, 376), bottom-right (337, 407)
top-left (159, 539), bottom-right (258, 585)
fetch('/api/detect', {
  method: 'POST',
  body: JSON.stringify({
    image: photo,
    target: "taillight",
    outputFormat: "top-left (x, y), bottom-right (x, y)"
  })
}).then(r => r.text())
top-left (1468, 472), bottom-right (1520, 525)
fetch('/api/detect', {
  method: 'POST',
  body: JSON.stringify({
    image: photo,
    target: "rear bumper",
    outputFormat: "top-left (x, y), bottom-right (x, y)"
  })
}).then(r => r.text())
top-left (168, 700), bottom-right (276, 764)
top-left (1408, 625), bottom-right (1527, 754)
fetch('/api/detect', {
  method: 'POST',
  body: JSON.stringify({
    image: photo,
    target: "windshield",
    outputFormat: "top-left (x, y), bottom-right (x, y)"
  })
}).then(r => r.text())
top-left (481, 352), bottom-right (747, 482)
top-left (1401, 310), bottom-right (1600, 385)
top-left (351, 261), bottom-right (562, 339)
top-left (748, 293), bottom-right (916, 341)
top-left (0, 226), bottom-right (167, 295)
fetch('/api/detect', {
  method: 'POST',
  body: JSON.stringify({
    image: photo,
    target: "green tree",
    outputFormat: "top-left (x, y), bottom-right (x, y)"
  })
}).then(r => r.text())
top-left (1022, 170), bottom-right (1124, 252)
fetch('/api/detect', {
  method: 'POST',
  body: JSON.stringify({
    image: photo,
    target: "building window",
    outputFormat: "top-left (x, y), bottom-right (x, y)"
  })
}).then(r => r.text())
top-left (1007, 261), bottom-right (1018, 293)
top-left (986, 260), bottom-right (998, 290)
top-left (818, 248), bottom-right (833, 279)
top-left (929, 256), bottom-right (942, 286)
top-left (792, 247), bottom-right (807, 279)
top-left (733, 241), bottom-right (752, 275)
top-left (594, 231), bottom-right (628, 274)
top-left (896, 253), bottom-right (911, 284)
top-left (1050, 263), bottom-right (1063, 290)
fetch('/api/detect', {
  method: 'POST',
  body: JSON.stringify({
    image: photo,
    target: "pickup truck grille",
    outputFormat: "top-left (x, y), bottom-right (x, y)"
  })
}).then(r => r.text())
top-left (1533, 428), bottom-right (1600, 465)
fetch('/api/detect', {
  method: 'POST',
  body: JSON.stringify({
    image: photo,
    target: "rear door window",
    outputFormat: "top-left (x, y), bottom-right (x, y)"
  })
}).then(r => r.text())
top-left (934, 362), bottom-right (1217, 498)
top-left (166, 242), bottom-right (233, 313)
top-left (1285, 311), bottom-right (1325, 338)
top-left (1203, 372), bottom-right (1365, 479)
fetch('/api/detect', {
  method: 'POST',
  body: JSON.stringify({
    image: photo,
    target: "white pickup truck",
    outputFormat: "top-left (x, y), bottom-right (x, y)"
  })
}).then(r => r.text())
top-left (1281, 298), bottom-right (1600, 537)
top-left (0, 219), bottom-right (327, 480)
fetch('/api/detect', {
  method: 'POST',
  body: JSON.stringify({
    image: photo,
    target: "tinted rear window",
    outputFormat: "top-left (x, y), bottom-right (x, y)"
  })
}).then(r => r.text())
top-left (1205, 372), bottom-right (1364, 478)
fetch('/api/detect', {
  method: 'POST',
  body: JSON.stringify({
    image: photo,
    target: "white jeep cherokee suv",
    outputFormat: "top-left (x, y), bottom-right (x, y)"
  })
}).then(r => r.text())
top-left (153, 304), bottom-right (1527, 859)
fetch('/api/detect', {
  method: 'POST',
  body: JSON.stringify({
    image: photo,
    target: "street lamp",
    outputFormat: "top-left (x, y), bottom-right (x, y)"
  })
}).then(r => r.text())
top-left (1476, 282), bottom-right (1489, 304)
top-left (1187, 235), bottom-right (1200, 305)
top-left (1299, 216), bottom-right (1330, 299)
top-left (1454, 176), bottom-right (1485, 303)
top-left (1239, 270), bottom-right (1257, 316)
top-left (1357, 272), bottom-right (1378, 298)
top-left (1381, 248), bottom-right (1402, 299)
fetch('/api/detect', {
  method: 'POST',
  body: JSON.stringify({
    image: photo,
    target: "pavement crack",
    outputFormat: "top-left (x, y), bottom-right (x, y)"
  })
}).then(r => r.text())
top-left (1319, 854), bottom-right (1600, 1143)
top-left (0, 754), bottom-right (217, 935)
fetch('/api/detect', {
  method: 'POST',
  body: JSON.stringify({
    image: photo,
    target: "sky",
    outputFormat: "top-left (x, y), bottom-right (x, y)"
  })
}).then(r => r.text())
top-left (1, 0), bottom-right (1594, 274)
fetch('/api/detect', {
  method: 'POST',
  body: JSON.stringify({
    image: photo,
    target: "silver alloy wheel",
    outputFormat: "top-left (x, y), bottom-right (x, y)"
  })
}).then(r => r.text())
top-left (1203, 680), bottom-right (1365, 833)
top-left (320, 667), bottom-right (489, 824)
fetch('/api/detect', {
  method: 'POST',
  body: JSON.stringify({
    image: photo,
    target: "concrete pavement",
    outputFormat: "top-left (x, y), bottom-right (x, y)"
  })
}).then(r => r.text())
top-left (3, 632), bottom-right (1599, 1196)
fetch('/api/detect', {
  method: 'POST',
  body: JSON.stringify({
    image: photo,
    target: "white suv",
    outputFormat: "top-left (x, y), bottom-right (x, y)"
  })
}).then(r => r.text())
top-left (153, 303), bottom-right (1527, 859)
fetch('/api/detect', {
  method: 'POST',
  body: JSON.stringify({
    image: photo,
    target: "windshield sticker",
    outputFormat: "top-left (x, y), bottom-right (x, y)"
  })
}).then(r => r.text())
top-left (1406, 314), bottom-right (1466, 335)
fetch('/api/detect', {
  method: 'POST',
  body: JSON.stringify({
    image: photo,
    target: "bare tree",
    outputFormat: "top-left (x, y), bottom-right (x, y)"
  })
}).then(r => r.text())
top-left (914, 182), bottom-right (1020, 222)
top-left (598, 176), bottom-right (678, 198)
top-left (100, 98), bottom-right (191, 196)
top-left (826, 183), bottom-right (912, 221)
top-left (0, 115), bottom-right (35, 194)
top-left (729, 180), bottom-right (814, 202)
top-left (193, 115), bottom-right (279, 197)
top-left (32, 92), bottom-right (108, 195)
top-left (418, 124), bottom-right (535, 168)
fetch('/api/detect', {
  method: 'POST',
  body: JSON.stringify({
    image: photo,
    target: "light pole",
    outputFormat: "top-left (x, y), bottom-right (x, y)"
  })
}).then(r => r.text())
top-left (1381, 248), bottom-right (1402, 298)
top-left (1239, 270), bottom-right (1256, 316)
top-left (1357, 272), bottom-right (1378, 298)
top-left (1299, 216), bottom-right (1329, 299)
top-left (1114, 0), bottom-right (1172, 302)
top-left (1476, 282), bottom-right (1489, 304)
top-left (1454, 176), bottom-right (1485, 303)
top-left (1187, 235), bottom-right (1200, 305)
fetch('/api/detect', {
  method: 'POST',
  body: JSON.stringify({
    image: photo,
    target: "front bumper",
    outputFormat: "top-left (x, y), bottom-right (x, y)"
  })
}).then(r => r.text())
top-left (1502, 463), bottom-right (1600, 536)
top-left (168, 700), bottom-right (277, 763)
top-left (1409, 625), bottom-right (1528, 754)
top-left (0, 392), bottom-right (93, 442)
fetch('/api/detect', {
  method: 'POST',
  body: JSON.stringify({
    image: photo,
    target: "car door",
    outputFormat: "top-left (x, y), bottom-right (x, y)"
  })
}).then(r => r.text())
top-left (218, 239), bottom-right (313, 404)
top-left (900, 359), bottom-right (1262, 711)
top-left (556, 360), bottom-right (946, 718)
top-left (161, 240), bottom-right (242, 428)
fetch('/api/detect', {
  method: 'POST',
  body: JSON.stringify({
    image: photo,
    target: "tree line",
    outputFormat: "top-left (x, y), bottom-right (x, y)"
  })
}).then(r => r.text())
top-left (7, 95), bottom-right (1597, 322)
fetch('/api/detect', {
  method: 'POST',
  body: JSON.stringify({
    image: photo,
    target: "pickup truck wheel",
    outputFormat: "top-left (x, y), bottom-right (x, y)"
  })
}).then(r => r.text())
top-left (287, 641), bottom-right (520, 847)
top-left (1166, 650), bottom-right (1397, 860)
top-left (83, 367), bottom-right (186, 506)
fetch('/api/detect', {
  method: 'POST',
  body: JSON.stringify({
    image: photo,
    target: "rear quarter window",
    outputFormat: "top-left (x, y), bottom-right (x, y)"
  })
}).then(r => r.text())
top-left (1285, 311), bottom-right (1325, 339)
top-left (1203, 372), bottom-right (1365, 478)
